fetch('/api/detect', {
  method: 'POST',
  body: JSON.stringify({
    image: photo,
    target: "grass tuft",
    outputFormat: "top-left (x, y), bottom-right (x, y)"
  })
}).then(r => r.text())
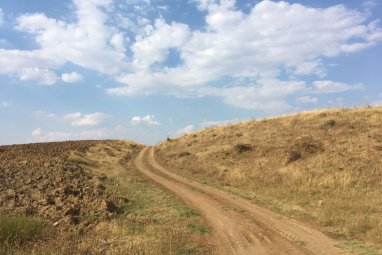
top-left (187, 221), bottom-right (209, 234)
top-left (0, 214), bottom-right (46, 253)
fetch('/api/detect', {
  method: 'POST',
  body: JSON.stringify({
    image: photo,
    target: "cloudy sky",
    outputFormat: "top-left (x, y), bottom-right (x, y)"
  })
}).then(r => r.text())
top-left (0, 0), bottom-right (381, 145)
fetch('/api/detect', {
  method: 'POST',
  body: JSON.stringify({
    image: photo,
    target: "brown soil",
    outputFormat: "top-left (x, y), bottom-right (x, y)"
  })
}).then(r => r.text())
top-left (0, 141), bottom-right (129, 233)
top-left (136, 147), bottom-right (348, 255)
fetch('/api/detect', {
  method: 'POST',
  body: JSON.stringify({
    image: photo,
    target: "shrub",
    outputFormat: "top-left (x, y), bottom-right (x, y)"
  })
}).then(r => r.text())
top-left (322, 119), bottom-right (336, 129)
top-left (178, 151), bottom-right (191, 157)
top-left (286, 136), bottom-right (324, 164)
top-left (234, 144), bottom-right (252, 153)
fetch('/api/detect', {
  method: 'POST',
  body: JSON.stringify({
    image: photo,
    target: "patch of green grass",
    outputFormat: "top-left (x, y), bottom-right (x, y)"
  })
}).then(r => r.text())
top-left (295, 240), bottom-right (307, 246)
top-left (180, 209), bottom-right (200, 218)
top-left (118, 203), bottom-right (130, 212)
top-left (0, 214), bottom-right (46, 254)
top-left (187, 221), bottom-right (209, 234)
top-left (0, 214), bottom-right (45, 245)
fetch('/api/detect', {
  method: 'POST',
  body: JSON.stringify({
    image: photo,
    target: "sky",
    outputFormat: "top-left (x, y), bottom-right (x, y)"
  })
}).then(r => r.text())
top-left (0, 0), bottom-right (381, 145)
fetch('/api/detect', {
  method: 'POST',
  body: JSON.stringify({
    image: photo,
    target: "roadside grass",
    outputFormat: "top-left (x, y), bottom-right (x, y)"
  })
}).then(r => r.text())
top-left (77, 141), bottom-right (213, 254)
top-left (186, 221), bottom-right (209, 234)
top-left (0, 214), bottom-right (46, 254)
top-left (336, 241), bottom-right (382, 255)
top-left (157, 107), bottom-right (382, 253)
top-left (181, 209), bottom-right (200, 218)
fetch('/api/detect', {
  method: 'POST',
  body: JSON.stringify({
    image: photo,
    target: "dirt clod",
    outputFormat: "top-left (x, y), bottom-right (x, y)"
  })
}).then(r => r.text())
top-left (0, 141), bottom-right (122, 232)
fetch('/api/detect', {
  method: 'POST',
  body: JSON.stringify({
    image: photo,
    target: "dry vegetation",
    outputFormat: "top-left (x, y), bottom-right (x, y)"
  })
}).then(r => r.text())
top-left (156, 107), bottom-right (382, 252)
top-left (0, 140), bottom-right (212, 255)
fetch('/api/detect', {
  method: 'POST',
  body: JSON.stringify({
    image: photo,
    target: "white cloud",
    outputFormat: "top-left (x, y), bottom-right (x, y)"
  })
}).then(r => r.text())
top-left (363, 0), bottom-right (377, 16)
top-left (313, 80), bottom-right (363, 93)
top-left (0, 8), bottom-right (4, 26)
top-left (109, 0), bottom-right (382, 110)
top-left (201, 119), bottom-right (238, 128)
top-left (199, 79), bottom-right (307, 111)
top-left (18, 68), bottom-right (58, 85)
top-left (177, 124), bottom-right (195, 135)
top-left (0, 0), bottom-right (129, 83)
top-left (63, 112), bottom-right (107, 126)
top-left (131, 19), bottom-right (190, 70)
top-left (31, 128), bottom-right (44, 137)
top-left (31, 127), bottom-right (107, 142)
top-left (0, 101), bottom-right (10, 108)
top-left (61, 72), bottom-right (83, 83)
top-left (296, 96), bottom-right (318, 104)
top-left (1, 0), bottom-right (382, 110)
top-left (34, 110), bottom-right (56, 117)
top-left (158, 5), bottom-right (169, 11)
top-left (328, 97), bottom-right (344, 107)
top-left (131, 114), bottom-right (160, 125)
top-left (110, 33), bottom-right (126, 52)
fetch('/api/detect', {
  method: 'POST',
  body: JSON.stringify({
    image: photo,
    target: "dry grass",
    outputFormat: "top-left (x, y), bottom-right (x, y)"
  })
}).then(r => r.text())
top-left (0, 214), bottom-right (46, 254)
top-left (68, 140), bottom-right (212, 255)
top-left (3, 141), bottom-right (212, 255)
top-left (156, 107), bottom-right (382, 250)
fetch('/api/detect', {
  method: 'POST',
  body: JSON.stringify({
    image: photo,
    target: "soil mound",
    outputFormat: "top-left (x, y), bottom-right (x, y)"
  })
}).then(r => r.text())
top-left (0, 141), bottom-right (121, 233)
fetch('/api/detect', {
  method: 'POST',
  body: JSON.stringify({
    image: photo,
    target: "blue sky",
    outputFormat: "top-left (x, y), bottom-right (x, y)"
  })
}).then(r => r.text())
top-left (0, 0), bottom-right (381, 145)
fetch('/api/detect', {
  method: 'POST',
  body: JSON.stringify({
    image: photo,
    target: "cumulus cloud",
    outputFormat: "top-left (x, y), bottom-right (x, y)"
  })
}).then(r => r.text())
top-left (61, 72), bottom-right (83, 83)
top-left (31, 127), bottom-right (106, 142)
top-left (18, 68), bottom-right (58, 85)
top-left (131, 19), bottom-right (190, 70)
top-left (1, 0), bottom-right (382, 110)
top-left (131, 115), bottom-right (160, 125)
top-left (201, 119), bottom-right (238, 128)
top-left (31, 128), bottom-right (44, 137)
top-left (0, 0), bottom-right (129, 83)
top-left (296, 96), bottom-right (318, 104)
top-left (177, 124), bottom-right (195, 134)
top-left (313, 80), bottom-right (363, 93)
top-left (109, 0), bottom-right (382, 110)
top-left (63, 112), bottom-right (107, 126)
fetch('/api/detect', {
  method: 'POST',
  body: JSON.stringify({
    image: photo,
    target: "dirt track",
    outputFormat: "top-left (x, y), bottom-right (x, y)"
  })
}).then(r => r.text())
top-left (135, 147), bottom-right (348, 255)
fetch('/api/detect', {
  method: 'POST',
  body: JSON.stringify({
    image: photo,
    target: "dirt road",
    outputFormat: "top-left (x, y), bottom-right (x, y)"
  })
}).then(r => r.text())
top-left (135, 147), bottom-right (348, 255)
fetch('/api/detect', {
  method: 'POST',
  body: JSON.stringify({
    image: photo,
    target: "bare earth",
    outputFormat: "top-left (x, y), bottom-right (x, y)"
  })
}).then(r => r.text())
top-left (135, 147), bottom-right (349, 255)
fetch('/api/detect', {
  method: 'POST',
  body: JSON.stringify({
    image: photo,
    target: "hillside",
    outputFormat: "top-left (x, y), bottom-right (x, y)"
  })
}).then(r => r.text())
top-left (156, 107), bottom-right (382, 249)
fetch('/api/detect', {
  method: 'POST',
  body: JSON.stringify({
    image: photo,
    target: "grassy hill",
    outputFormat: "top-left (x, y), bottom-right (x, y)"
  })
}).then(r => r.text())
top-left (156, 107), bottom-right (382, 249)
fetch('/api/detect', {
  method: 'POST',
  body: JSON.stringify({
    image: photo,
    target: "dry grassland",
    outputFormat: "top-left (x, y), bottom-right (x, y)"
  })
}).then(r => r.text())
top-left (156, 107), bottom-right (382, 253)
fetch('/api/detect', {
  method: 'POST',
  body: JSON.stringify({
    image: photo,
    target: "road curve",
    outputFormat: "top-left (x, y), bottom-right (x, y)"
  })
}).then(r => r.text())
top-left (134, 147), bottom-right (348, 255)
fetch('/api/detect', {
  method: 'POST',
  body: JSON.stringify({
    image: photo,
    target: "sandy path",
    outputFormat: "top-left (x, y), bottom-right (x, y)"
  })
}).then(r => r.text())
top-left (134, 147), bottom-right (348, 255)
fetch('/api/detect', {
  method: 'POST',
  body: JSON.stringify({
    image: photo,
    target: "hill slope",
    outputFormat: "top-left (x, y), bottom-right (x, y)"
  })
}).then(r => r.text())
top-left (156, 107), bottom-right (382, 248)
